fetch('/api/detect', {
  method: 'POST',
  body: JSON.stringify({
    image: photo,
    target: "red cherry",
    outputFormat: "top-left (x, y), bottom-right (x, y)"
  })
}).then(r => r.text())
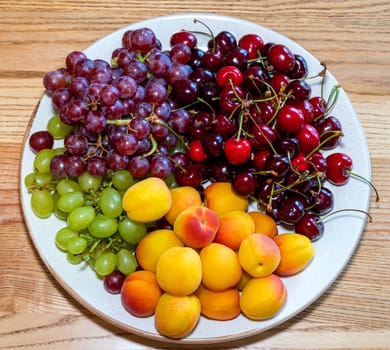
top-left (295, 213), bottom-right (324, 241)
top-left (326, 152), bottom-right (353, 185)
top-left (291, 152), bottom-right (308, 172)
top-left (219, 85), bottom-right (246, 114)
top-left (268, 44), bottom-right (296, 72)
top-left (309, 96), bottom-right (327, 119)
top-left (187, 139), bottom-right (208, 162)
top-left (276, 105), bottom-right (304, 134)
top-left (238, 33), bottom-right (265, 59)
top-left (296, 123), bottom-right (320, 155)
top-left (224, 138), bottom-right (251, 165)
top-left (251, 123), bottom-right (277, 149)
top-left (269, 73), bottom-right (290, 95)
top-left (170, 31), bottom-right (197, 48)
top-left (253, 149), bottom-right (271, 170)
top-left (289, 99), bottom-right (315, 124)
top-left (215, 65), bottom-right (243, 87)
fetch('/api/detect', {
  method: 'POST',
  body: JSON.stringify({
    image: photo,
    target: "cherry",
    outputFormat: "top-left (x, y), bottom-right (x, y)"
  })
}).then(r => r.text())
top-left (308, 151), bottom-right (328, 173)
top-left (269, 73), bottom-right (290, 95)
top-left (296, 123), bottom-right (321, 155)
top-left (310, 187), bottom-right (334, 215)
top-left (251, 123), bottom-right (277, 149)
top-left (208, 159), bottom-right (233, 182)
top-left (288, 99), bottom-right (315, 124)
top-left (295, 213), bottom-right (324, 241)
top-left (224, 137), bottom-right (251, 165)
top-left (265, 154), bottom-right (290, 179)
top-left (242, 64), bottom-right (269, 93)
top-left (326, 152), bottom-right (352, 185)
top-left (212, 112), bottom-right (238, 137)
top-left (286, 79), bottom-right (312, 102)
top-left (253, 149), bottom-right (271, 170)
top-left (250, 101), bottom-right (276, 124)
top-left (202, 132), bottom-right (224, 157)
top-left (291, 152), bottom-right (309, 172)
top-left (275, 136), bottom-right (299, 158)
top-left (187, 139), bottom-right (208, 162)
top-left (276, 105), bottom-right (305, 134)
top-left (238, 33), bottom-right (264, 59)
top-left (314, 115), bottom-right (343, 150)
top-left (309, 96), bottom-right (327, 119)
top-left (268, 44), bottom-right (296, 72)
top-left (203, 47), bottom-right (224, 72)
top-left (223, 47), bottom-right (248, 70)
top-left (219, 85), bottom-right (246, 114)
top-left (216, 65), bottom-right (243, 87)
top-left (287, 54), bottom-right (308, 79)
top-left (278, 196), bottom-right (306, 225)
top-left (212, 30), bottom-right (237, 54)
top-left (170, 31), bottom-right (197, 48)
top-left (232, 170), bottom-right (258, 196)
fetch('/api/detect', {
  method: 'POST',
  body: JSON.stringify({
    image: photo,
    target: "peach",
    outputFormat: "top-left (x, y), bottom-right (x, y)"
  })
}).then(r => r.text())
top-left (155, 293), bottom-right (201, 339)
top-left (204, 182), bottom-right (249, 216)
top-left (248, 211), bottom-right (278, 238)
top-left (122, 177), bottom-right (172, 223)
top-left (165, 186), bottom-right (202, 225)
top-left (238, 233), bottom-right (281, 278)
top-left (200, 243), bottom-right (242, 291)
top-left (135, 229), bottom-right (184, 272)
top-left (121, 270), bottom-right (162, 317)
top-left (196, 285), bottom-right (240, 321)
top-left (273, 233), bottom-right (314, 276)
top-left (156, 246), bottom-right (202, 296)
top-left (214, 210), bottom-right (255, 251)
top-left (240, 274), bottom-right (287, 320)
top-left (173, 205), bottom-right (219, 248)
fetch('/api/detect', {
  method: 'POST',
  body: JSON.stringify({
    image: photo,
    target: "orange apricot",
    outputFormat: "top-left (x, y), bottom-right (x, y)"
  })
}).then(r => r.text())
top-left (248, 211), bottom-right (278, 238)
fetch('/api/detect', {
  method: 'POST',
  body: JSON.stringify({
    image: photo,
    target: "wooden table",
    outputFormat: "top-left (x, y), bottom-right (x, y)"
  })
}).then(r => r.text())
top-left (1, 1), bottom-right (389, 349)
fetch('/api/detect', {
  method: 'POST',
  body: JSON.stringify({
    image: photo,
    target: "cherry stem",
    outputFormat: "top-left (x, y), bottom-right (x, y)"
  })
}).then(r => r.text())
top-left (306, 130), bottom-right (343, 159)
top-left (320, 208), bottom-right (372, 223)
top-left (193, 19), bottom-right (215, 52)
top-left (346, 170), bottom-right (380, 202)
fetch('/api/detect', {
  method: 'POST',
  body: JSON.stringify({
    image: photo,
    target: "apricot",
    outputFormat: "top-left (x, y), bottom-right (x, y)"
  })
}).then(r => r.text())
top-left (273, 233), bottom-right (314, 276)
top-left (214, 210), bottom-right (255, 251)
top-left (121, 270), bottom-right (162, 317)
top-left (173, 205), bottom-right (219, 248)
top-left (238, 233), bottom-right (281, 278)
top-left (165, 186), bottom-right (202, 225)
top-left (240, 274), bottom-right (287, 320)
top-left (155, 293), bottom-right (201, 339)
top-left (156, 246), bottom-right (202, 296)
top-left (135, 229), bottom-right (184, 272)
top-left (204, 182), bottom-right (248, 216)
top-left (122, 177), bottom-right (172, 223)
top-left (196, 285), bottom-right (240, 321)
top-left (248, 211), bottom-right (278, 238)
top-left (200, 243), bottom-right (242, 291)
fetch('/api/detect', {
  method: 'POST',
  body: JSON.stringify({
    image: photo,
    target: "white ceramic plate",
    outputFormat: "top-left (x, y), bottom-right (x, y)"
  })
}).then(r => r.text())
top-left (20, 13), bottom-right (371, 344)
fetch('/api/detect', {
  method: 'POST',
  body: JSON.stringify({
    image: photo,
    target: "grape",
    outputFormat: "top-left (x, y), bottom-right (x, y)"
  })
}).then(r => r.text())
top-left (34, 148), bottom-right (55, 173)
top-left (67, 206), bottom-right (96, 231)
top-left (30, 172), bottom-right (53, 188)
top-left (111, 169), bottom-right (134, 190)
top-left (77, 171), bottom-right (102, 192)
top-left (94, 251), bottom-right (117, 276)
top-left (57, 191), bottom-right (85, 213)
top-left (99, 187), bottom-right (123, 218)
top-left (104, 271), bottom-right (125, 294)
top-left (116, 248), bottom-right (138, 275)
top-left (55, 227), bottom-right (78, 251)
top-left (67, 236), bottom-right (88, 255)
top-left (56, 178), bottom-right (81, 196)
top-left (52, 192), bottom-right (68, 220)
top-left (47, 114), bottom-right (73, 139)
top-left (118, 217), bottom-right (147, 244)
top-left (29, 131), bottom-right (54, 153)
top-left (88, 214), bottom-right (118, 238)
top-left (31, 189), bottom-right (54, 218)
top-left (67, 252), bottom-right (83, 265)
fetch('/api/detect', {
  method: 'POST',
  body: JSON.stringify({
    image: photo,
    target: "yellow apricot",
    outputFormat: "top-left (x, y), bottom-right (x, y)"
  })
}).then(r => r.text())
top-left (240, 274), bottom-right (287, 320)
top-left (165, 186), bottom-right (202, 225)
top-left (122, 177), bottom-right (172, 223)
top-left (196, 285), bottom-right (240, 321)
top-left (155, 293), bottom-right (201, 339)
top-left (273, 233), bottom-right (314, 276)
top-left (204, 182), bottom-right (248, 216)
top-left (248, 211), bottom-right (278, 238)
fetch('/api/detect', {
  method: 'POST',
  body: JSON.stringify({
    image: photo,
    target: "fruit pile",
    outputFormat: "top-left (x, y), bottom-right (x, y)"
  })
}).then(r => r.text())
top-left (24, 21), bottom-right (373, 339)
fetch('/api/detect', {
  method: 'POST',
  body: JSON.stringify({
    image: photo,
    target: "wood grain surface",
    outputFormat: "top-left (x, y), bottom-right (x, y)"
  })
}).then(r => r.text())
top-left (1, 1), bottom-right (389, 349)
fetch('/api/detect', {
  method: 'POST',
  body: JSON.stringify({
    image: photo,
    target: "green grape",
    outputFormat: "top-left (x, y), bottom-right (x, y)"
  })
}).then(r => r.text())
top-left (94, 251), bottom-right (117, 276)
top-left (116, 248), bottom-right (138, 275)
top-left (118, 217), bottom-right (147, 244)
top-left (57, 191), bottom-right (85, 213)
top-left (67, 252), bottom-right (83, 265)
top-left (24, 172), bottom-right (35, 188)
top-left (67, 236), bottom-right (87, 255)
top-left (47, 114), bottom-right (73, 139)
top-left (56, 178), bottom-right (81, 196)
top-left (55, 227), bottom-right (78, 251)
top-left (33, 148), bottom-right (55, 173)
top-left (78, 171), bottom-right (102, 192)
top-left (112, 169), bottom-right (134, 190)
top-left (67, 206), bottom-right (96, 231)
top-left (31, 189), bottom-right (54, 218)
top-left (33, 172), bottom-right (53, 187)
top-left (99, 187), bottom-right (123, 218)
top-left (53, 147), bottom-right (66, 155)
top-left (52, 192), bottom-right (68, 220)
top-left (88, 214), bottom-right (118, 238)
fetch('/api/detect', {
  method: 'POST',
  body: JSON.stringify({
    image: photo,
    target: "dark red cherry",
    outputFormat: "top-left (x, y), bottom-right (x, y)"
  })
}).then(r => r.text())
top-left (326, 152), bottom-right (353, 185)
top-left (253, 149), bottom-right (271, 170)
top-left (309, 96), bottom-right (327, 119)
top-left (295, 213), bottom-right (324, 241)
top-left (286, 79), bottom-right (312, 101)
top-left (314, 115), bottom-right (343, 150)
top-left (238, 34), bottom-right (264, 59)
top-left (278, 196), bottom-right (306, 225)
top-left (268, 44), bottom-right (296, 72)
top-left (170, 31), bottom-right (197, 48)
top-left (269, 73), bottom-right (290, 95)
top-left (310, 187), bottom-right (334, 215)
top-left (287, 54), bottom-right (308, 79)
top-left (242, 64), bottom-right (269, 93)
top-left (251, 123), bottom-right (277, 149)
top-left (232, 170), bottom-right (258, 196)
top-left (212, 112), bottom-right (238, 137)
